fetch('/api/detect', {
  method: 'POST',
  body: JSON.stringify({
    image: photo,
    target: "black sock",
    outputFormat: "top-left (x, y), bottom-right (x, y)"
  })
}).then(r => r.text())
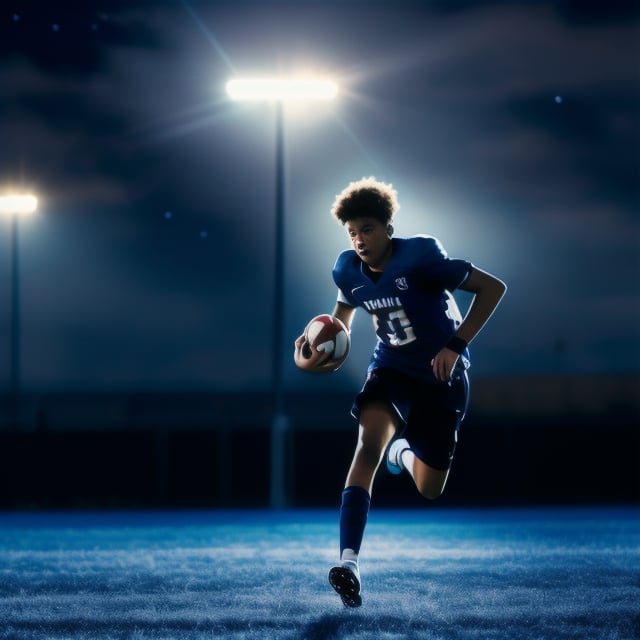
top-left (339, 486), bottom-right (371, 559)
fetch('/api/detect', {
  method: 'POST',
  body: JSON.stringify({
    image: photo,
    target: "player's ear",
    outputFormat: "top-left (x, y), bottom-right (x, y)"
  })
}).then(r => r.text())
top-left (387, 224), bottom-right (394, 238)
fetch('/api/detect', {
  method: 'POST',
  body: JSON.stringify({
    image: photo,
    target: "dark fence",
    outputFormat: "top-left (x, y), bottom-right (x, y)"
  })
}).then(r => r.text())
top-left (0, 375), bottom-right (638, 509)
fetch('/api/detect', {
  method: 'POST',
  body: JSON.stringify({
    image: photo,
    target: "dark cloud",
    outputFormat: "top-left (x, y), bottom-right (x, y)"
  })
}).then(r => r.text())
top-left (554, 0), bottom-right (640, 25)
top-left (0, 0), bottom-right (638, 390)
top-left (0, 1), bottom-right (163, 74)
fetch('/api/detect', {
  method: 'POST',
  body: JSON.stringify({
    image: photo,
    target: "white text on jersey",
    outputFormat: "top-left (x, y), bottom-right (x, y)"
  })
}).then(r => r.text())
top-left (363, 296), bottom-right (402, 312)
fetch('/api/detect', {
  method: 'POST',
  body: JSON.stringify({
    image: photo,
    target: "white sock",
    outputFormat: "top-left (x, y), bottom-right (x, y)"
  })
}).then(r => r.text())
top-left (392, 438), bottom-right (411, 471)
top-left (341, 548), bottom-right (358, 564)
top-left (400, 447), bottom-right (416, 480)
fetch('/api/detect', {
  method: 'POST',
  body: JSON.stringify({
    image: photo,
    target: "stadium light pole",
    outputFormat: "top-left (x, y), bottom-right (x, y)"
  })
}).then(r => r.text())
top-left (0, 194), bottom-right (38, 428)
top-left (226, 77), bottom-right (338, 508)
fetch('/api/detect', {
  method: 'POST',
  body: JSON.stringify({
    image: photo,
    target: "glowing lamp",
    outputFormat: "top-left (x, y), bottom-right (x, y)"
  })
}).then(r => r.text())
top-left (226, 77), bottom-right (338, 102)
top-left (0, 194), bottom-right (38, 215)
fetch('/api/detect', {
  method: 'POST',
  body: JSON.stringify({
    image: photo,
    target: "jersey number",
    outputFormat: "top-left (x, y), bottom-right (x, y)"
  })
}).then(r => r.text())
top-left (375, 309), bottom-right (417, 346)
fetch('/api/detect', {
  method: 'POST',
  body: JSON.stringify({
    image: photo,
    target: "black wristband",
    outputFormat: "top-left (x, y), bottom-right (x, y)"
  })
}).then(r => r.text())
top-left (446, 335), bottom-right (468, 355)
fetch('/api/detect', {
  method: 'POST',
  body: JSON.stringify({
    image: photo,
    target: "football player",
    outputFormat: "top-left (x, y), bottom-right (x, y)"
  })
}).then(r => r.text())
top-left (294, 177), bottom-right (506, 608)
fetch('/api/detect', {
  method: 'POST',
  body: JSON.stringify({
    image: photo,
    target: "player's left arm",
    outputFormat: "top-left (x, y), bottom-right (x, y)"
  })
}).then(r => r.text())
top-left (431, 266), bottom-right (507, 381)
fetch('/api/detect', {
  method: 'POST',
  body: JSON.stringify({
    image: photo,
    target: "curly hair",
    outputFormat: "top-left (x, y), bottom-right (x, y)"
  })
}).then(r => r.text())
top-left (330, 177), bottom-right (399, 225)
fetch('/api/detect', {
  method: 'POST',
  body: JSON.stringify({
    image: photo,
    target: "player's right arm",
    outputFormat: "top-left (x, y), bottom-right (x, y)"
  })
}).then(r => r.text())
top-left (293, 302), bottom-right (356, 373)
top-left (331, 301), bottom-right (356, 331)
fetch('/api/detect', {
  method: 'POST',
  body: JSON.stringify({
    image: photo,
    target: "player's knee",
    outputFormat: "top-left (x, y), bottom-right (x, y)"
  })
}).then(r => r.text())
top-left (357, 431), bottom-right (392, 465)
top-left (419, 485), bottom-right (444, 500)
top-left (416, 477), bottom-right (446, 500)
top-left (357, 440), bottom-right (385, 467)
top-left (414, 463), bottom-right (449, 500)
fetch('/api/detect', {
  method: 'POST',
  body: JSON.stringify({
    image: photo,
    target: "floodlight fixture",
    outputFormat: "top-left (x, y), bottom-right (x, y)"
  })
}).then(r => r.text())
top-left (226, 77), bottom-right (338, 102)
top-left (226, 73), bottom-right (338, 508)
top-left (0, 194), bottom-right (38, 215)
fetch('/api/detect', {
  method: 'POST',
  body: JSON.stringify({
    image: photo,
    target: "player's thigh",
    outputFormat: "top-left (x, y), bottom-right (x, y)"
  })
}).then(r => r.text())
top-left (357, 402), bottom-right (397, 453)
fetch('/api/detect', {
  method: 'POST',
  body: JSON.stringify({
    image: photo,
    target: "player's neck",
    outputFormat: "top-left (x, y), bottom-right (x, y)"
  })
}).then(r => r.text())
top-left (363, 263), bottom-right (384, 283)
top-left (368, 240), bottom-right (393, 273)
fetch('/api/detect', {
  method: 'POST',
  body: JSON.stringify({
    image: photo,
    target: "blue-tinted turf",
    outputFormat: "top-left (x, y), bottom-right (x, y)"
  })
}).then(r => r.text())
top-left (0, 507), bottom-right (638, 639)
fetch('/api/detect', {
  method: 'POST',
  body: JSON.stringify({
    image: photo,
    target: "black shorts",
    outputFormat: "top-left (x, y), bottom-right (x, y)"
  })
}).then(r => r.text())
top-left (352, 367), bottom-right (470, 471)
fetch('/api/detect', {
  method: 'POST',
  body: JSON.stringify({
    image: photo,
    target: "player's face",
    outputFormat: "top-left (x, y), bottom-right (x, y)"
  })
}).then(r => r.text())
top-left (346, 217), bottom-right (393, 271)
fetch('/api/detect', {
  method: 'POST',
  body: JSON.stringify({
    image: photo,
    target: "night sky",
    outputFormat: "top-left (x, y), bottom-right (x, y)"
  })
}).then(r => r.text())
top-left (1, 0), bottom-right (638, 394)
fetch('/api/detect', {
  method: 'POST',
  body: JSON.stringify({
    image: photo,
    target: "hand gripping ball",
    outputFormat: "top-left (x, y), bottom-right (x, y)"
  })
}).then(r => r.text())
top-left (302, 314), bottom-right (350, 370)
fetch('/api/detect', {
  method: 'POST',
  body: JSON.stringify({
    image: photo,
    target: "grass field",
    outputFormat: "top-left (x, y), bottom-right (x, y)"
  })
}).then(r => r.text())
top-left (0, 507), bottom-right (638, 639)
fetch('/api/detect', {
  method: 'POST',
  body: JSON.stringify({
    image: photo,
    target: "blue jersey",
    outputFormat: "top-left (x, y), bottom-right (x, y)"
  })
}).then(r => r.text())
top-left (333, 235), bottom-right (472, 382)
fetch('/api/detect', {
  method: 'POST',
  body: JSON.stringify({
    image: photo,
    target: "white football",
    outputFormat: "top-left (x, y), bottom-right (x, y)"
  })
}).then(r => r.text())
top-left (296, 314), bottom-right (350, 371)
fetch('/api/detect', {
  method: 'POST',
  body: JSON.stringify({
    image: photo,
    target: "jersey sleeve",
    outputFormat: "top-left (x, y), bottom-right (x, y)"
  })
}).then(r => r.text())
top-left (336, 288), bottom-right (357, 307)
top-left (332, 250), bottom-right (359, 308)
top-left (415, 235), bottom-right (472, 291)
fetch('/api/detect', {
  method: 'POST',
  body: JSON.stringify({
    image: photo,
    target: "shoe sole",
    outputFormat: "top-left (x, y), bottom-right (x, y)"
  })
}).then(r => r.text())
top-left (328, 566), bottom-right (362, 608)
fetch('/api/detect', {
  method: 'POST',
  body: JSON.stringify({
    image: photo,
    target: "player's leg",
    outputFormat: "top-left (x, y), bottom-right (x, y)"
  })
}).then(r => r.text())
top-left (330, 401), bottom-right (397, 607)
top-left (345, 402), bottom-right (397, 493)
top-left (387, 371), bottom-right (469, 500)
top-left (388, 442), bottom-right (451, 498)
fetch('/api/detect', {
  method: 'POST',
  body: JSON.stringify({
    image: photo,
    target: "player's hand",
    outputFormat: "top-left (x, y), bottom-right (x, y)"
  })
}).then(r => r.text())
top-left (294, 334), bottom-right (337, 373)
top-left (431, 347), bottom-right (459, 381)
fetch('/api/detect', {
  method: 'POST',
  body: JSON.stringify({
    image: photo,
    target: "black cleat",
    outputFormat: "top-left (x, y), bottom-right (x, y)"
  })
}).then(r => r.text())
top-left (329, 561), bottom-right (362, 608)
